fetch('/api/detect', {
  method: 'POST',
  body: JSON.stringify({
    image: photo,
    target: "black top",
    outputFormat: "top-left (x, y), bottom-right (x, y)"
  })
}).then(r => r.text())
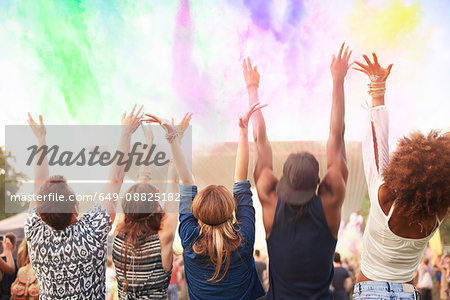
top-left (266, 195), bottom-right (337, 300)
top-left (332, 266), bottom-right (350, 300)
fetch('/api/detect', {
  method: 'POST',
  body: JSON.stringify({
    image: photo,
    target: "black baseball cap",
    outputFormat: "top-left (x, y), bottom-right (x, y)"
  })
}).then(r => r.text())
top-left (276, 152), bottom-right (319, 205)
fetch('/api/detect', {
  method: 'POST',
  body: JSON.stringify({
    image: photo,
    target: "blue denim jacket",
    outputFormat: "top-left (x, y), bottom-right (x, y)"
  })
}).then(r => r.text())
top-left (179, 181), bottom-right (265, 300)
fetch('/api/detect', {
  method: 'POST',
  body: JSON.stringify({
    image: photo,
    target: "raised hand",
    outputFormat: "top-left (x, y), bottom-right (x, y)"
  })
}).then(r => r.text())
top-left (121, 104), bottom-right (143, 136)
top-left (242, 57), bottom-right (260, 89)
top-left (143, 113), bottom-right (176, 138)
top-left (330, 42), bottom-right (352, 84)
top-left (172, 112), bottom-right (193, 141)
top-left (2, 238), bottom-right (13, 253)
top-left (239, 102), bottom-right (267, 129)
top-left (141, 123), bottom-right (154, 145)
top-left (354, 53), bottom-right (393, 82)
top-left (27, 113), bottom-right (46, 139)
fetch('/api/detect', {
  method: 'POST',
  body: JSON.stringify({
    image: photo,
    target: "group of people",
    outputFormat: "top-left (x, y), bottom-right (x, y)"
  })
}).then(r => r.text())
top-left (415, 252), bottom-right (450, 300)
top-left (0, 233), bottom-right (38, 300)
top-left (1, 43), bottom-right (449, 299)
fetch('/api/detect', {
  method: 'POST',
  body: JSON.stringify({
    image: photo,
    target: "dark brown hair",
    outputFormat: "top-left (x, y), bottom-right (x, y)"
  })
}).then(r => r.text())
top-left (36, 175), bottom-right (76, 230)
top-left (115, 183), bottom-right (163, 291)
top-left (192, 185), bottom-right (241, 282)
top-left (383, 130), bottom-right (450, 221)
top-left (5, 233), bottom-right (16, 247)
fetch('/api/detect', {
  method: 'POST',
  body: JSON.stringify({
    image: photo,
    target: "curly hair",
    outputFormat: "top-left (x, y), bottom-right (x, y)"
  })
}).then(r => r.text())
top-left (383, 130), bottom-right (450, 221)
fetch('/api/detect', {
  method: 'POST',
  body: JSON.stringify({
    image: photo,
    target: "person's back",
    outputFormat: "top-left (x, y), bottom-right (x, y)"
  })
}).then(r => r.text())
top-left (25, 204), bottom-right (111, 299)
top-left (267, 195), bottom-right (336, 299)
top-left (24, 108), bottom-right (142, 299)
top-left (113, 233), bottom-right (171, 299)
top-left (351, 52), bottom-right (450, 299)
top-left (255, 260), bottom-right (266, 285)
top-left (244, 46), bottom-right (351, 299)
top-left (415, 258), bottom-right (433, 300)
top-left (332, 266), bottom-right (350, 300)
top-left (180, 182), bottom-right (265, 300)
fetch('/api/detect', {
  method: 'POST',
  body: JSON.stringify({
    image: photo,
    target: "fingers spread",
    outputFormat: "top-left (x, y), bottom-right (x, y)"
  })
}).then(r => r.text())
top-left (343, 45), bottom-right (349, 60)
top-left (142, 118), bottom-right (158, 123)
top-left (186, 112), bottom-right (193, 124)
top-left (345, 50), bottom-right (352, 62)
top-left (135, 105), bottom-right (144, 117)
top-left (353, 67), bottom-right (369, 75)
top-left (363, 54), bottom-right (373, 69)
top-left (338, 42), bottom-right (345, 59)
top-left (372, 53), bottom-right (379, 66)
top-left (242, 59), bottom-right (247, 72)
top-left (354, 61), bottom-right (370, 71)
top-left (387, 63), bottom-right (393, 73)
top-left (250, 101), bottom-right (260, 111)
top-left (130, 104), bottom-right (137, 116)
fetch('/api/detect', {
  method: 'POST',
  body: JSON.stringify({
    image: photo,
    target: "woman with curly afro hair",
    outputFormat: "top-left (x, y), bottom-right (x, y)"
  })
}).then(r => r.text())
top-left (352, 53), bottom-right (449, 300)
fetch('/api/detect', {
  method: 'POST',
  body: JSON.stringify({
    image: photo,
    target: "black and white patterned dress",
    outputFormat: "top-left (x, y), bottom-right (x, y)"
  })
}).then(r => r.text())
top-left (112, 233), bottom-right (171, 299)
top-left (24, 205), bottom-right (112, 300)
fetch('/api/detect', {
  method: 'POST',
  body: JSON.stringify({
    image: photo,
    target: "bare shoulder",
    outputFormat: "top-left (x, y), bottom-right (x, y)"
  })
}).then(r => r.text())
top-left (318, 166), bottom-right (346, 238)
top-left (256, 167), bottom-right (279, 204)
top-left (319, 166), bottom-right (346, 207)
top-left (256, 167), bottom-right (279, 238)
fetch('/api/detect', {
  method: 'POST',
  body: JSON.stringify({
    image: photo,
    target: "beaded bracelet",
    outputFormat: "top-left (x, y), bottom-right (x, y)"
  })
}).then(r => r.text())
top-left (165, 129), bottom-right (179, 144)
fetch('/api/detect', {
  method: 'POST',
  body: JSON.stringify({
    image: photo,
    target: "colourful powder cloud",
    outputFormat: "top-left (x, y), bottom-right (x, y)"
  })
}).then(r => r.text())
top-left (17, 0), bottom-right (103, 123)
top-left (0, 0), bottom-right (448, 147)
top-left (347, 0), bottom-right (423, 48)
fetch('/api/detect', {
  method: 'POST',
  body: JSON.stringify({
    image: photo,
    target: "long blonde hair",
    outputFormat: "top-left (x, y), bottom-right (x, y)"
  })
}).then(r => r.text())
top-left (192, 185), bottom-right (241, 282)
top-left (17, 238), bottom-right (30, 268)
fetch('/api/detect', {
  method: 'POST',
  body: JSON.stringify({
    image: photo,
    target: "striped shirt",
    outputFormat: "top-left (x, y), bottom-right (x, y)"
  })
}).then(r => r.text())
top-left (112, 233), bottom-right (171, 299)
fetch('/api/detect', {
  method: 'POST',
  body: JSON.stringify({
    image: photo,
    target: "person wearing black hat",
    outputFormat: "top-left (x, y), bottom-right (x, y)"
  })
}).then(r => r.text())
top-left (242, 43), bottom-right (351, 300)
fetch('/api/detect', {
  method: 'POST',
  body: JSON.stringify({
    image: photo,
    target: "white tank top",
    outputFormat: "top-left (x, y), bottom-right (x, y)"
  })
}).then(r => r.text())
top-left (361, 105), bottom-right (442, 282)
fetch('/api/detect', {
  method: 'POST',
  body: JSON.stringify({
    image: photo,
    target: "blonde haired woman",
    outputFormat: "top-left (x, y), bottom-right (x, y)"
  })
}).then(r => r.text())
top-left (145, 102), bottom-right (266, 300)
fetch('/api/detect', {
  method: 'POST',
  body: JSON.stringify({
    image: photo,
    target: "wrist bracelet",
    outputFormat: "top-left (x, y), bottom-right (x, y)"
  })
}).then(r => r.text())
top-left (246, 83), bottom-right (259, 89)
top-left (368, 81), bottom-right (386, 97)
top-left (165, 129), bottom-right (179, 144)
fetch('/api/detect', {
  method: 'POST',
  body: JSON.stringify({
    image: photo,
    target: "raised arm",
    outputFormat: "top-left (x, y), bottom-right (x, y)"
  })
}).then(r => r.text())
top-left (138, 124), bottom-right (154, 182)
top-left (242, 58), bottom-right (273, 182)
top-left (242, 58), bottom-right (277, 238)
top-left (327, 42), bottom-right (351, 183)
top-left (144, 113), bottom-right (197, 247)
top-left (102, 105), bottom-right (143, 223)
top-left (144, 113), bottom-right (194, 185)
top-left (320, 43), bottom-right (352, 238)
top-left (235, 102), bottom-right (267, 182)
top-left (0, 239), bottom-right (15, 275)
top-left (159, 113), bottom-right (192, 243)
top-left (354, 53), bottom-right (393, 184)
top-left (27, 113), bottom-right (48, 197)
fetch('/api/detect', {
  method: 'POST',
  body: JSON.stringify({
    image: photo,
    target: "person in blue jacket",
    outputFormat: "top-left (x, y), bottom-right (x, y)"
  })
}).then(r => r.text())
top-left (145, 101), bottom-right (267, 300)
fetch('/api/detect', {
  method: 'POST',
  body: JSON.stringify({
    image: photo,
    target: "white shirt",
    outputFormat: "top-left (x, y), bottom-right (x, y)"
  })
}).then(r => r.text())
top-left (360, 105), bottom-right (441, 282)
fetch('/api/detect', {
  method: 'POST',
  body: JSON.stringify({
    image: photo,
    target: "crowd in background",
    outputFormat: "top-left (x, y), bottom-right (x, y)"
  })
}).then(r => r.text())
top-left (0, 44), bottom-right (449, 300)
top-left (2, 233), bottom-right (450, 299)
